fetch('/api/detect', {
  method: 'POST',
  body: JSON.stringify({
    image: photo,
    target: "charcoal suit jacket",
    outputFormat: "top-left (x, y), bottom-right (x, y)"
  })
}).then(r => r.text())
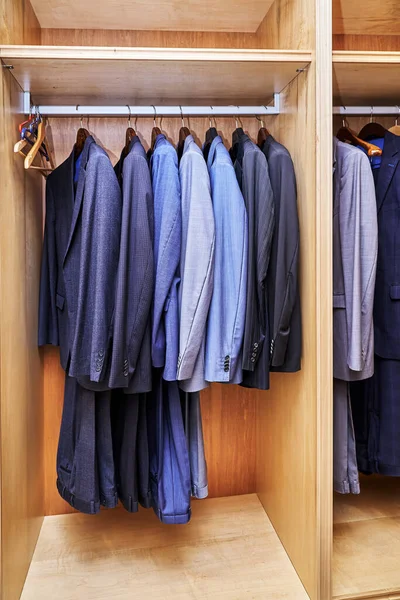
top-left (38, 136), bottom-right (122, 385)
top-left (109, 136), bottom-right (154, 393)
top-left (261, 135), bottom-right (302, 373)
top-left (232, 132), bottom-right (275, 390)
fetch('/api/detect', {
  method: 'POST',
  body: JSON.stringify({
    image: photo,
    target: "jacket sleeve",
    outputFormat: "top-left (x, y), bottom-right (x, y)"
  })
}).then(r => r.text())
top-left (38, 181), bottom-right (59, 346)
top-left (204, 162), bottom-right (248, 383)
top-left (70, 153), bottom-right (122, 383)
top-left (177, 153), bottom-right (215, 382)
top-left (269, 153), bottom-right (300, 367)
top-left (109, 154), bottom-right (154, 388)
top-left (151, 150), bottom-right (181, 369)
top-left (340, 152), bottom-right (378, 373)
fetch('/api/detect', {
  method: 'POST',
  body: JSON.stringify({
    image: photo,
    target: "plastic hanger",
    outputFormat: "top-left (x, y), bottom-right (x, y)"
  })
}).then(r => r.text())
top-left (337, 117), bottom-right (382, 157)
top-left (177, 106), bottom-right (191, 162)
top-left (358, 107), bottom-right (387, 140)
top-left (389, 107), bottom-right (400, 136)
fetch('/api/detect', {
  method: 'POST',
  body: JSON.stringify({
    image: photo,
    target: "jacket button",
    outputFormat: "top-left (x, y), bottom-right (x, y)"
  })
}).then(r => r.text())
top-left (251, 357), bottom-right (256, 363)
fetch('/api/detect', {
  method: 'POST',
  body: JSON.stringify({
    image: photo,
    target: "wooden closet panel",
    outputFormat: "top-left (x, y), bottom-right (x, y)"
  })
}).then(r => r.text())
top-left (41, 28), bottom-right (261, 49)
top-left (1, 0), bottom-right (40, 45)
top-left (43, 115), bottom-right (267, 516)
top-left (333, 34), bottom-right (400, 51)
top-left (0, 67), bottom-right (44, 600)
top-left (256, 1), bottom-right (333, 600)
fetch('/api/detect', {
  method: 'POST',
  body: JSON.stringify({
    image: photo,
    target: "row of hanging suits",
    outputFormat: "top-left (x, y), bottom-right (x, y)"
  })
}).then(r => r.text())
top-left (39, 124), bottom-right (301, 520)
top-left (333, 130), bottom-right (400, 495)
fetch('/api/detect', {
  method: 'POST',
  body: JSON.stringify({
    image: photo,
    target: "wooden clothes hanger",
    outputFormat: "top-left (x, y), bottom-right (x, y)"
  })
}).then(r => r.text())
top-left (389, 109), bottom-right (400, 136)
top-left (256, 114), bottom-right (271, 147)
top-left (24, 116), bottom-right (55, 171)
top-left (203, 112), bottom-right (218, 161)
top-left (336, 122), bottom-right (382, 157)
top-left (123, 106), bottom-right (137, 157)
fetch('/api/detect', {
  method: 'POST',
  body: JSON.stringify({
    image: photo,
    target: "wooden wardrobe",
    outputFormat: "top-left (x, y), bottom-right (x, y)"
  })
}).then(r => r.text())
top-left (0, 0), bottom-right (397, 599)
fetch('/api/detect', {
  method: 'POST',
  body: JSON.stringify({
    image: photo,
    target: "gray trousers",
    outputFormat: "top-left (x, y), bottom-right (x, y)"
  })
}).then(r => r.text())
top-left (333, 378), bottom-right (360, 495)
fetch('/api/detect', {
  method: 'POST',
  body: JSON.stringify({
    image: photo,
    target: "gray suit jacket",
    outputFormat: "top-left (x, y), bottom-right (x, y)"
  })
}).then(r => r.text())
top-left (262, 135), bottom-right (301, 372)
top-left (39, 136), bottom-right (122, 384)
top-left (177, 135), bottom-right (215, 392)
top-left (232, 133), bottom-right (275, 390)
top-left (333, 137), bottom-right (378, 381)
top-left (109, 137), bottom-right (154, 393)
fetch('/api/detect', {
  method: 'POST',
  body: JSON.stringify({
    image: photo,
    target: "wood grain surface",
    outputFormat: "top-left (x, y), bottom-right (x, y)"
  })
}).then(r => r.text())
top-left (21, 495), bottom-right (309, 600)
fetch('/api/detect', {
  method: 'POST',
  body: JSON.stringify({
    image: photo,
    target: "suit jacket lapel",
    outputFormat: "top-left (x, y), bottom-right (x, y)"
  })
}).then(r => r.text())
top-left (377, 132), bottom-right (400, 213)
top-left (63, 136), bottom-right (94, 264)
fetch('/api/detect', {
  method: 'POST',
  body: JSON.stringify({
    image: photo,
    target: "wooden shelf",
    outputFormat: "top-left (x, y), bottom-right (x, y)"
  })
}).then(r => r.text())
top-left (333, 51), bottom-right (400, 105)
top-left (0, 45), bottom-right (311, 106)
top-left (20, 494), bottom-right (308, 600)
top-left (333, 476), bottom-right (400, 600)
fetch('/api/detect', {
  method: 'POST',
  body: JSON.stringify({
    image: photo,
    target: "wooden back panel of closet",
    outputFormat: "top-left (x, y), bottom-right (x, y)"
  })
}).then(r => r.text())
top-left (44, 115), bottom-right (273, 516)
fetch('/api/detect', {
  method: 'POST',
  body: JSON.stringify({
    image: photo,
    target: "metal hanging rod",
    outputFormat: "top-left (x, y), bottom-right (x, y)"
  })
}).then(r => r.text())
top-left (333, 106), bottom-right (400, 116)
top-left (25, 93), bottom-right (280, 117)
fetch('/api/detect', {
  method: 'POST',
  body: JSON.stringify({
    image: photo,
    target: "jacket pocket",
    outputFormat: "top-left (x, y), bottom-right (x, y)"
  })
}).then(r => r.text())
top-left (56, 293), bottom-right (65, 311)
top-left (390, 285), bottom-right (400, 300)
top-left (333, 294), bottom-right (345, 309)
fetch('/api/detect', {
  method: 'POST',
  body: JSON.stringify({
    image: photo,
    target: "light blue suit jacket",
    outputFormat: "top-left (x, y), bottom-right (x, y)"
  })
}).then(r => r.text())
top-left (205, 136), bottom-right (248, 383)
top-left (150, 134), bottom-right (181, 381)
top-left (177, 135), bottom-right (215, 392)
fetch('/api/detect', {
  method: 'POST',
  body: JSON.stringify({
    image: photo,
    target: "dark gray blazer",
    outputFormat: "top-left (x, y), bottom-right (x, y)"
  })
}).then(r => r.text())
top-left (38, 136), bottom-right (122, 384)
top-left (109, 137), bottom-right (154, 393)
top-left (262, 135), bottom-right (302, 373)
top-left (232, 133), bottom-right (275, 390)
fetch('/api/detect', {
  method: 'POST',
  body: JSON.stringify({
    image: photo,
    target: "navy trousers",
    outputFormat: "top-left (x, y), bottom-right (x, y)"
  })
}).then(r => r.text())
top-left (57, 374), bottom-right (118, 514)
top-left (148, 371), bottom-right (192, 524)
top-left (351, 355), bottom-right (400, 477)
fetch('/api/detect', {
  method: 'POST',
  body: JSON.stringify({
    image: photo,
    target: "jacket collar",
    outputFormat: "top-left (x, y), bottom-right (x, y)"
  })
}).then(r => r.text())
top-left (63, 135), bottom-right (95, 264)
top-left (376, 131), bottom-right (400, 213)
top-left (207, 135), bottom-right (223, 168)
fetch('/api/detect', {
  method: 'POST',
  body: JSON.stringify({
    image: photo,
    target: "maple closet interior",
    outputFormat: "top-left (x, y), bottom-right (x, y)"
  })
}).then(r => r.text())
top-left (1, 0), bottom-right (400, 599)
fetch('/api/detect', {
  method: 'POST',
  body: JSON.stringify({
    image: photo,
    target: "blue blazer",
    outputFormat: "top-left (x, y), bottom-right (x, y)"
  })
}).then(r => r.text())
top-left (38, 136), bottom-right (122, 384)
top-left (150, 134), bottom-right (181, 381)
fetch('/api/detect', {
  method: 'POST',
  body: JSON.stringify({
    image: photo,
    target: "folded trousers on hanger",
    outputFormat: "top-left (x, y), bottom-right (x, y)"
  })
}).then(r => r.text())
top-left (333, 378), bottom-right (360, 495)
top-left (180, 390), bottom-right (208, 499)
top-left (57, 374), bottom-right (118, 514)
top-left (111, 391), bottom-right (151, 512)
top-left (351, 355), bottom-right (400, 477)
top-left (148, 372), bottom-right (192, 524)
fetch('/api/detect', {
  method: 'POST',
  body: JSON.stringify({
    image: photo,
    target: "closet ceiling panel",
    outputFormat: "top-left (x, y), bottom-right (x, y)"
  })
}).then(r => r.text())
top-left (0, 47), bottom-right (311, 105)
top-left (333, 0), bottom-right (400, 35)
top-left (29, 0), bottom-right (273, 33)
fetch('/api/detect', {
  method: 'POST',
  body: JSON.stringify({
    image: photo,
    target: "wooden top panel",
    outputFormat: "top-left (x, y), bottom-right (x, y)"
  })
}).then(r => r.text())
top-left (0, 46), bottom-right (311, 105)
top-left (333, 51), bottom-right (400, 105)
top-left (30, 0), bottom-right (273, 33)
top-left (333, 0), bottom-right (400, 36)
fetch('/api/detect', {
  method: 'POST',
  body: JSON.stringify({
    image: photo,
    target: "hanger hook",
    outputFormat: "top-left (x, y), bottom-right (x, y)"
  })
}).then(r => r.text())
top-left (370, 106), bottom-right (374, 124)
top-left (126, 105), bottom-right (131, 128)
top-left (396, 106), bottom-right (399, 127)
top-left (209, 106), bottom-right (213, 129)
top-left (152, 105), bottom-right (157, 128)
top-left (75, 104), bottom-right (83, 128)
top-left (236, 106), bottom-right (243, 128)
top-left (255, 114), bottom-right (265, 129)
top-left (179, 105), bottom-right (185, 128)
top-left (341, 106), bottom-right (347, 128)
